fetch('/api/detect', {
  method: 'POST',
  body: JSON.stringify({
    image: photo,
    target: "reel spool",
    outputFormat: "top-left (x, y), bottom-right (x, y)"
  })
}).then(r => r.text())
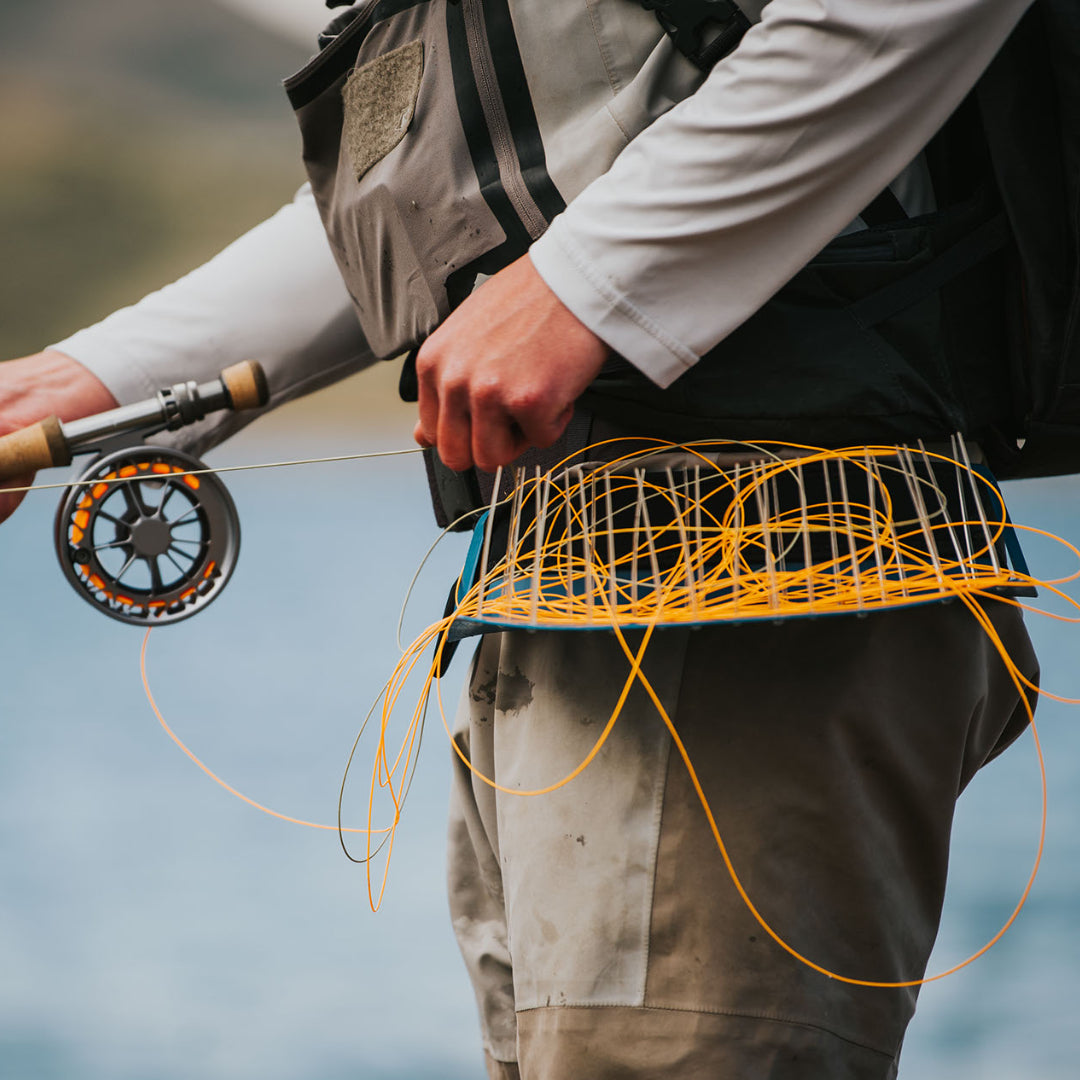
top-left (55, 446), bottom-right (240, 626)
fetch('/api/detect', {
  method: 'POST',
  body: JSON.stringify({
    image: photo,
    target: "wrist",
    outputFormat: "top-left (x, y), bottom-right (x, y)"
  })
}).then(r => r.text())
top-left (2, 350), bottom-right (118, 431)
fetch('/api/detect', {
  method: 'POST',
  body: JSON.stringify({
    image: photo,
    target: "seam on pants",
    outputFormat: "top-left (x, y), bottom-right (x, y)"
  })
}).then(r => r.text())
top-left (636, 631), bottom-right (689, 1005)
top-left (515, 1003), bottom-right (899, 1060)
top-left (636, 734), bottom-right (672, 1005)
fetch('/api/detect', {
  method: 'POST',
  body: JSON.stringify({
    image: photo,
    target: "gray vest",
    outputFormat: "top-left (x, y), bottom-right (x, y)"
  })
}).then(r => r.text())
top-left (285, 1), bottom-right (1075, 487)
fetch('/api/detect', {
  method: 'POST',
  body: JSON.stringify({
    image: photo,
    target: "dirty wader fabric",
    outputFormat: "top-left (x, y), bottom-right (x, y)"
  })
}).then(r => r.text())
top-left (448, 601), bottom-right (1037, 1078)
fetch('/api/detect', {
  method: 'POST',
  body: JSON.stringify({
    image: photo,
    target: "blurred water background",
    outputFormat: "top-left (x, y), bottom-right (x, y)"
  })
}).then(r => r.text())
top-left (1, 1), bottom-right (1078, 1077)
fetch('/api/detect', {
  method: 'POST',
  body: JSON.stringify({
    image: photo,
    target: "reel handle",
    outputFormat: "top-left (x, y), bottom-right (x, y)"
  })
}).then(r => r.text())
top-left (0, 416), bottom-right (72, 483)
top-left (0, 360), bottom-right (269, 484)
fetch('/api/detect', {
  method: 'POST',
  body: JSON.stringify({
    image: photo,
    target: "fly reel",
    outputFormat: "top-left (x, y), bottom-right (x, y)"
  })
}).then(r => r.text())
top-left (55, 446), bottom-right (240, 625)
top-left (0, 359), bottom-right (269, 626)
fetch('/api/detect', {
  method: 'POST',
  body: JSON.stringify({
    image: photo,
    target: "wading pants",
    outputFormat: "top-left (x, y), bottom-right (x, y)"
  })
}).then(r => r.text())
top-left (447, 600), bottom-right (1037, 1079)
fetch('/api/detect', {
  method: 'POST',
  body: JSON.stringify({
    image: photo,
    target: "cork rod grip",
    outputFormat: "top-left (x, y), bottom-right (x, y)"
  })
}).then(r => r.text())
top-left (0, 416), bottom-right (71, 483)
top-left (220, 361), bottom-right (270, 412)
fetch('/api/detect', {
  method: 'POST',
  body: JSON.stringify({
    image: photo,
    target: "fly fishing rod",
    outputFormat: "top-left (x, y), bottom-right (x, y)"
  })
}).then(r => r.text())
top-left (0, 360), bottom-right (269, 625)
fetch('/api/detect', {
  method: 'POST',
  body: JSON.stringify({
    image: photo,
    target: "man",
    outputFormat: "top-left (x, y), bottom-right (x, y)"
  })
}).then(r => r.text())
top-left (0, 0), bottom-right (1045, 1075)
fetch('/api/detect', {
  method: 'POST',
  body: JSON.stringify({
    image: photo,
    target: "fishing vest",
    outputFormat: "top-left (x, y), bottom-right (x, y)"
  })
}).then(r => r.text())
top-left (285, 0), bottom-right (1080, 484)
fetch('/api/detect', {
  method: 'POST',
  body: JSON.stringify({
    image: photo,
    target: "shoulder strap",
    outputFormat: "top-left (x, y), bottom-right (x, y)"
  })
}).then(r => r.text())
top-left (639, 0), bottom-right (751, 70)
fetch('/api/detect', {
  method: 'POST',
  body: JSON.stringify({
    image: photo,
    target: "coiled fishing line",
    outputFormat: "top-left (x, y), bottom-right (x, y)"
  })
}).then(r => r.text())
top-left (359, 437), bottom-right (1080, 985)
top-left (109, 436), bottom-right (1080, 983)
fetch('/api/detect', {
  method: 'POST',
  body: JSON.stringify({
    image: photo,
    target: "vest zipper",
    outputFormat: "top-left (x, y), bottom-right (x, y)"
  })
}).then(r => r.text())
top-left (461, 0), bottom-right (549, 241)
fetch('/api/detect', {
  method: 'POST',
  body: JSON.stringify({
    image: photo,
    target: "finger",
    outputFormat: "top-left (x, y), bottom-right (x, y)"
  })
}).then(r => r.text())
top-left (436, 385), bottom-right (474, 473)
top-left (415, 361), bottom-right (440, 449)
top-left (412, 420), bottom-right (432, 448)
top-left (514, 399), bottom-right (575, 451)
top-left (471, 399), bottom-right (529, 474)
top-left (545, 404), bottom-right (575, 446)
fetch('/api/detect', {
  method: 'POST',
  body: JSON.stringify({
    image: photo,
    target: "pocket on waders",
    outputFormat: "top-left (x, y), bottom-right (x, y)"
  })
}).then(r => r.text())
top-left (286, 1), bottom-right (540, 359)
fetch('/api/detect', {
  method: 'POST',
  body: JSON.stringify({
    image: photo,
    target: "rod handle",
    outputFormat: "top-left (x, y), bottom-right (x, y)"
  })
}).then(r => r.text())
top-left (220, 361), bottom-right (269, 412)
top-left (0, 416), bottom-right (71, 483)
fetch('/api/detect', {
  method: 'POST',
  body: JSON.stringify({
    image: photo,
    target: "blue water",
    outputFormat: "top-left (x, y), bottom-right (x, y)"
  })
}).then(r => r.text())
top-left (2, 423), bottom-right (1079, 1079)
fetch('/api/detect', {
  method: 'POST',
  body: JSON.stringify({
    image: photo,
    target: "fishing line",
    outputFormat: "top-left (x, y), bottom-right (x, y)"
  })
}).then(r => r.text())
top-left (338, 682), bottom-right (430, 865)
top-left (0, 446), bottom-right (427, 497)
top-left (139, 628), bottom-right (390, 836)
top-left (358, 437), bottom-right (1073, 979)
top-left (395, 504), bottom-right (493, 653)
top-left (613, 588), bottom-right (1047, 988)
top-left (129, 434), bottom-right (1076, 981)
top-left (385, 579), bottom-right (1050, 987)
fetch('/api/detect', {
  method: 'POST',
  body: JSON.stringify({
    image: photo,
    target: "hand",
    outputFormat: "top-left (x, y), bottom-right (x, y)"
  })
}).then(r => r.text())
top-left (0, 350), bottom-right (118, 524)
top-left (413, 254), bottom-right (609, 473)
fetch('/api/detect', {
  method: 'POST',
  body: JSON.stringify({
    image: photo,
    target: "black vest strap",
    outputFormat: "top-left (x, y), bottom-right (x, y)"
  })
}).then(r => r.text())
top-left (639, 0), bottom-right (751, 71)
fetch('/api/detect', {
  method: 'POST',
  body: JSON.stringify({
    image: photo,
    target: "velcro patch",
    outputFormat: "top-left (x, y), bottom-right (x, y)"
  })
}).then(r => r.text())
top-left (342, 39), bottom-right (424, 181)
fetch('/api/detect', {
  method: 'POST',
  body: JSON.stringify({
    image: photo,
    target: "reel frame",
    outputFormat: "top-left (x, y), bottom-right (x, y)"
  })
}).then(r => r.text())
top-left (54, 445), bottom-right (241, 626)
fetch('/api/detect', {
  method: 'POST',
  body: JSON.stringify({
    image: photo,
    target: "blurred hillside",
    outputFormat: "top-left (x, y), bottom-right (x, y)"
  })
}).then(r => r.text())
top-left (0, 0), bottom-right (314, 359)
top-left (0, 0), bottom-right (315, 358)
top-left (0, 0), bottom-right (410, 425)
top-left (0, 0), bottom-right (278, 330)
top-left (0, 0), bottom-right (317, 117)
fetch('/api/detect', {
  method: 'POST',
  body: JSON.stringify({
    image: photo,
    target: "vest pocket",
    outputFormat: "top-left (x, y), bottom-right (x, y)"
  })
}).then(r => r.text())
top-left (287, 2), bottom-right (513, 358)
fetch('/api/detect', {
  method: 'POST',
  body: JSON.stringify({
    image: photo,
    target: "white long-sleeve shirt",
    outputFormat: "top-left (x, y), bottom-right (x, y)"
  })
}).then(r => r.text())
top-left (55, 0), bottom-right (1033, 448)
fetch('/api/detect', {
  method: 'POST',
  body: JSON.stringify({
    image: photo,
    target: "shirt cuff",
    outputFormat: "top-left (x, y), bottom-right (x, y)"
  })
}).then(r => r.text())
top-left (530, 224), bottom-right (698, 390)
top-left (50, 328), bottom-right (162, 409)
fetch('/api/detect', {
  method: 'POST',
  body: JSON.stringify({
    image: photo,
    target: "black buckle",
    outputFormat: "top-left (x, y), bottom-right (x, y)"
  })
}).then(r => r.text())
top-left (640, 0), bottom-right (751, 71)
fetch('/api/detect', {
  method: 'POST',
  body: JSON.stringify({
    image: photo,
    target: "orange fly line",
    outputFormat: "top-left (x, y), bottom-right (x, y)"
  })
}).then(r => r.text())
top-left (140, 437), bottom-right (1080, 986)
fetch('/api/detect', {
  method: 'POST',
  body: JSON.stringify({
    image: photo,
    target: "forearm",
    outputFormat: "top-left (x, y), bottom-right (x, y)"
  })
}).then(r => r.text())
top-left (530, 0), bottom-right (1033, 386)
top-left (52, 184), bottom-right (376, 455)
